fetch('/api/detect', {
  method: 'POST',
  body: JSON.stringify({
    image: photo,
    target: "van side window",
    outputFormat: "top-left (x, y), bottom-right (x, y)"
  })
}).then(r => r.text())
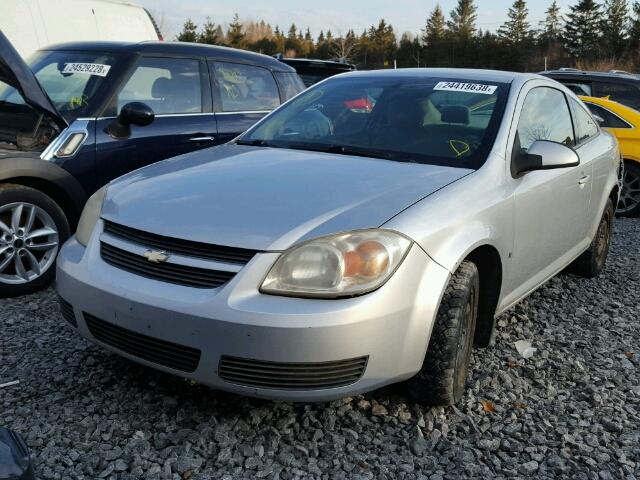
top-left (571, 98), bottom-right (599, 144)
top-left (118, 57), bottom-right (202, 114)
top-left (593, 82), bottom-right (640, 110)
top-left (212, 62), bottom-right (280, 112)
top-left (516, 87), bottom-right (575, 150)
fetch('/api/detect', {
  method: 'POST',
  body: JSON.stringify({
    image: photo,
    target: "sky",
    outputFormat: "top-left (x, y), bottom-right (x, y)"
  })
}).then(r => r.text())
top-left (137, 0), bottom-right (575, 41)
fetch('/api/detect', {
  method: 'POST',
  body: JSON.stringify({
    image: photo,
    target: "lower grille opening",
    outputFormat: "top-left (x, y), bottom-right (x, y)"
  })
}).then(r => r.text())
top-left (84, 313), bottom-right (201, 373)
top-left (58, 296), bottom-right (77, 327)
top-left (218, 355), bottom-right (368, 390)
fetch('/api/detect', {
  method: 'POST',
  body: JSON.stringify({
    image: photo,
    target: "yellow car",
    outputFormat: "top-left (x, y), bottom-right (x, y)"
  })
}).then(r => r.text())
top-left (580, 95), bottom-right (640, 216)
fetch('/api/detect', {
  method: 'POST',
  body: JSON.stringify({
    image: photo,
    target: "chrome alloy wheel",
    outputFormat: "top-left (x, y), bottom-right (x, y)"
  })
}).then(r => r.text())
top-left (0, 202), bottom-right (59, 285)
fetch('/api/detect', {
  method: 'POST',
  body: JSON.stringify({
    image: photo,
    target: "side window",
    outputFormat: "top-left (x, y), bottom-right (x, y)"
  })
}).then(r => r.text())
top-left (212, 62), bottom-right (280, 112)
top-left (561, 81), bottom-right (592, 96)
top-left (275, 72), bottom-right (306, 101)
top-left (117, 57), bottom-right (202, 114)
top-left (516, 87), bottom-right (575, 151)
top-left (571, 98), bottom-right (599, 144)
top-left (584, 103), bottom-right (630, 129)
top-left (593, 82), bottom-right (640, 110)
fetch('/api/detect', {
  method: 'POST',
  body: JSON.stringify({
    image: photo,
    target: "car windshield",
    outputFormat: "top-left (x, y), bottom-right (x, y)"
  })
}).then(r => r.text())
top-left (239, 76), bottom-right (510, 169)
top-left (0, 50), bottom-right (122, 122)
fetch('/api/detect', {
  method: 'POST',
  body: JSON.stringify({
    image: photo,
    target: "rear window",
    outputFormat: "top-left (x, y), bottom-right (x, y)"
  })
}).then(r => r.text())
top-left (240, 77), bottom-right (510, 169)
top-left (275, 72), bottom-right (306, 101)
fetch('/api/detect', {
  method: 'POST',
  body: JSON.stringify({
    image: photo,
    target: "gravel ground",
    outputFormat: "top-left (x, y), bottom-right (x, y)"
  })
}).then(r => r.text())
top-left (1, 219), bottom-right (639, 480)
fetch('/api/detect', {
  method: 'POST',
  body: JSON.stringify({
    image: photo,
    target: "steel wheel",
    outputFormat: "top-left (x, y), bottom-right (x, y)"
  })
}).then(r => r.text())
top-left (618, 162), bottom-right (640, 215)
top-left (0, 202), bottom-right (59, 285)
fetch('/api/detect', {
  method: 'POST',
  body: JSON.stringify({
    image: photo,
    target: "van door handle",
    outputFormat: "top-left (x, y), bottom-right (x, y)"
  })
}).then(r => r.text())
top-left (578, 175), bottom-right (590, 185)
top-left (190, 136), bottom-right (215, 142)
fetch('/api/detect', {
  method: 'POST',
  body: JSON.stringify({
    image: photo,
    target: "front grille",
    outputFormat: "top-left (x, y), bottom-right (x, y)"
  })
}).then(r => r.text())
top-left (218, 355), bottom-right (368, 390)
top-left (103, 220), bottom-right (258, 264)
top-left (84, 313), bottom-right (201, 372)
top-left (58, 296), bottom-right (77, 327)
top-left (100, 242), bottom-right (235, 289)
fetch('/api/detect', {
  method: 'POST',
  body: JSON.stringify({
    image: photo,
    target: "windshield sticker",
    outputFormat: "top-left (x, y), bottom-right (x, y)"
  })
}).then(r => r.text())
top-left (62, 63), bottom-right (111, 77)
top-left (434, 82), bottom-right (497, 95)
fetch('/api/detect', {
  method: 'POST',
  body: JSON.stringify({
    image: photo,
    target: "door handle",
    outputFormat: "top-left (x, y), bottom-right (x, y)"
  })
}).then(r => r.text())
top-left (578, 175), bottom-right (590, 185)
top-left (189, 136), bottom-right (215, 142)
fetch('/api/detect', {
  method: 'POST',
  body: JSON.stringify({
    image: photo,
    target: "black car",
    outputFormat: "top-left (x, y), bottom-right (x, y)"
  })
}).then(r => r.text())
top-left (0, 32), bottom-right (304, 297)
top-left (541, 69), bottom-right (640, 110)
top-left (276, 57), bottom-right (356, 87)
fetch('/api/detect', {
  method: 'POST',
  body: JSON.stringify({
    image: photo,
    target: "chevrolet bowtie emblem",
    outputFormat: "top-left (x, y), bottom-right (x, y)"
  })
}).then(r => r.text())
top-left (143, 250), bottom-right (170, 263)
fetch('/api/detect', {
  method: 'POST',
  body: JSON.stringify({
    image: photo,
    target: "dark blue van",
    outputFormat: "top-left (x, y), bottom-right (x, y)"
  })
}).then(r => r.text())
top-left (0, 32), bottom-right (304, 296)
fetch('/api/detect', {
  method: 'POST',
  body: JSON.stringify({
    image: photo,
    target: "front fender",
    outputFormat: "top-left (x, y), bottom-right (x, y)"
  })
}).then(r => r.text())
top-left (0, 155), bottom-right (88, 220)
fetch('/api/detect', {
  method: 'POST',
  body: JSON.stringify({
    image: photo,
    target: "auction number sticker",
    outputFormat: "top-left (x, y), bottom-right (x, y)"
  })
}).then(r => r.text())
top-left (434, 82), bottom-right (497, 95)
top-left (62, 63), bottom-right (111, 77)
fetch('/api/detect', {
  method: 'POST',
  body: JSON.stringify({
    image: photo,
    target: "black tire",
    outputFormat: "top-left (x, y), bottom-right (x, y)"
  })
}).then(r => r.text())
top-left (0, 184), bottom-right (70, 298)
top-left (570, 198), bottom-right (614, 278)
top-left (618, 161), bottom-right (640, 217)
top-left (407, 260), bottom-right (479, 406)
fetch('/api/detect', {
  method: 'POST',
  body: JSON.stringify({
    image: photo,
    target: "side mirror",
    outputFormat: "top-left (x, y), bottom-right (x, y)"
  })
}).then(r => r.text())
top-left (512, 140), bottom-right (580, 177)
top-left (592, 114), bottom-right (605, 126)
top-left (107, 102), bottom-right (155, 138)
top-left (0, 427), bottom-right (35, 479)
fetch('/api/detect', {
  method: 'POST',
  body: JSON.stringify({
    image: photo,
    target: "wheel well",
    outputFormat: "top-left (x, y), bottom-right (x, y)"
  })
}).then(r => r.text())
top-left (465, 245), bottom-right (502, 347)
top-left (1, 177), bottom-right (80, 228)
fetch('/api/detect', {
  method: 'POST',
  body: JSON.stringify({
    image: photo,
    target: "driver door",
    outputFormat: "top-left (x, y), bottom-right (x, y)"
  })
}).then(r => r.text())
top-left (508, 86), bottom-right (592, 296)
top-left (95, 56), bottom-right (217, 184)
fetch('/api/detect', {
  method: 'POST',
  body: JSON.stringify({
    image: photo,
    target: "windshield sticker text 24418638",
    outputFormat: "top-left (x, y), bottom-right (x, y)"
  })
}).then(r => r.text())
top-left (434, 82), bottom-right (497, 95)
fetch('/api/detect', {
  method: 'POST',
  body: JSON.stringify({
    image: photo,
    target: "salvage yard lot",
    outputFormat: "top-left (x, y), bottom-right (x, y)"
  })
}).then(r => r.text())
top-left (1, 219), bottom-right (639, 480)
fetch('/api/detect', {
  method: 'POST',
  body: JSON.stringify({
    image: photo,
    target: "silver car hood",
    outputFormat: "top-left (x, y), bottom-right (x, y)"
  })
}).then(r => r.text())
top-left (102, 145), bottom-right (472, 251)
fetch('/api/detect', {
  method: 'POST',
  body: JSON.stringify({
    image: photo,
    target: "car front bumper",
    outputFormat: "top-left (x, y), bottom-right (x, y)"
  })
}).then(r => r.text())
top-left (56, 227), bottom-right (450, 401)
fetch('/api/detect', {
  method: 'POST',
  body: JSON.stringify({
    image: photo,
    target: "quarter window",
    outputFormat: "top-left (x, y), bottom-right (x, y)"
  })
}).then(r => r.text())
top-left (117, 57), bottom-right (202, 114)
top-left (275, 72), bottom-right (306, 101)
top-left (571, 98), bottom-right (599, 144)
top-left (584, 103), bottom-right (630, 129)
top-left (516, 87), bottom-right (574, 150)
top-left (212, 62), bottom-right (280, 112)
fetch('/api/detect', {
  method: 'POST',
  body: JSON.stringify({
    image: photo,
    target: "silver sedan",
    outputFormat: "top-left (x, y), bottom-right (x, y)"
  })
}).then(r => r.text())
top-left (56, 69), bottom-right (620, 404)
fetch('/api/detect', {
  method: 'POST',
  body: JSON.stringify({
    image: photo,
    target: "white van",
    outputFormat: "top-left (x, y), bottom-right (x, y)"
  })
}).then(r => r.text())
top-left (0, 0), bottom-right (161, 58)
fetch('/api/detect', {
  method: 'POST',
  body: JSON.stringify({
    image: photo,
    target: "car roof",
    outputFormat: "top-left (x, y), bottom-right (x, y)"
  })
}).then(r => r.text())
top-left (336, 68), bottom-right (541, 84)
top-left (542, 70), bottom-right (640, 82)
top-left (38, 41), bottom-right (296, 72)
top-left (279, 58), bottom-right (356, 70)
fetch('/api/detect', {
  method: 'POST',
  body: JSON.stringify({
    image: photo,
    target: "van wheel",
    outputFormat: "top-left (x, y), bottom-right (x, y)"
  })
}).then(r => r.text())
top-left (570, 198), bottom-right (614, 278)
top-left (407, 260), bottom-right (479, 406)
top-left (0, 184), bottom-right (70, 298)
top-left (618, 161), bottom-right (640, 217)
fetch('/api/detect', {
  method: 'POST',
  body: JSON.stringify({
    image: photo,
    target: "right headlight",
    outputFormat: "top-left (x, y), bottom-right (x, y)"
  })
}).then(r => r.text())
top-left (75, 186), bottom-right (107, 247)
top-left (260, 229), bottom-right (412, 298)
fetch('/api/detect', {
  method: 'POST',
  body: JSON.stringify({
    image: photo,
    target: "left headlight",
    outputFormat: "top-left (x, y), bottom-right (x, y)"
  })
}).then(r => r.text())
top-left (261, 230), bottom-right (412, 298)
top-left (75, 186), bottom-right (107, 247)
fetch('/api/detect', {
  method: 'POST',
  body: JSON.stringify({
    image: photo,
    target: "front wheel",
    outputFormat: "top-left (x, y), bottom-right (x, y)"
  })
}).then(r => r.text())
top-left (0, 184), bottom-right (70, 297)
top-left (618, 161), bottom-right (640, 217)
top-left (406, 260), bottom-right (479, 406)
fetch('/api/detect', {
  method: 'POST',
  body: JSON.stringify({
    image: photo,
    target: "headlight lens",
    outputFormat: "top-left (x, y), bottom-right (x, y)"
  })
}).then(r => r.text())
top-left (261, 230), bottom-right (412, 298)
top-left (75, 186), bottom-right (107, 247)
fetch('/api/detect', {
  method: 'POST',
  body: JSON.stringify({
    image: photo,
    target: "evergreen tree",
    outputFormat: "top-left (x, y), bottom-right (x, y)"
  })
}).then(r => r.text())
top-left (563, 0), bottom-right (601, 59)
top-left (176, 19), bottom-right (198, 42)
top-left (601, 0), bottom-right (629, 57)
top-left (498, 0), bottom-right (532, 45)
top-left (629, 1), bottom-right (640, 49)
top-left (448, 0), bottom-right (477, 41)
top-left (422, 5), bottom-right (446, 45)
top-left (538, 1), bottom-right (563, 43)
top-left (198, 17), bottom-right (221, 45)
top-left (227, 13), bottom-right (246, 48)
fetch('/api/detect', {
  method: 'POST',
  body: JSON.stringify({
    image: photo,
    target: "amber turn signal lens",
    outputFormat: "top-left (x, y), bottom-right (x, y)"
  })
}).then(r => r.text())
top-left (343, 241), bottom-right (389, 278)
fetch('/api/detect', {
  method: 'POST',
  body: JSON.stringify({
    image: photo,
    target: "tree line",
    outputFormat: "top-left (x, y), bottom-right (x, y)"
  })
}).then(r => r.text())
top-left (176, 0), bottom-right (640, 72)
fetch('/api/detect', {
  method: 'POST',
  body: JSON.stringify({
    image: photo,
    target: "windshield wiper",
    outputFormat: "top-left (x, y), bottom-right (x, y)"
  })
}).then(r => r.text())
top-left (285, 142), bottom-right (410, 162)
top-left (236, 138), bottom-right (283, 148)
